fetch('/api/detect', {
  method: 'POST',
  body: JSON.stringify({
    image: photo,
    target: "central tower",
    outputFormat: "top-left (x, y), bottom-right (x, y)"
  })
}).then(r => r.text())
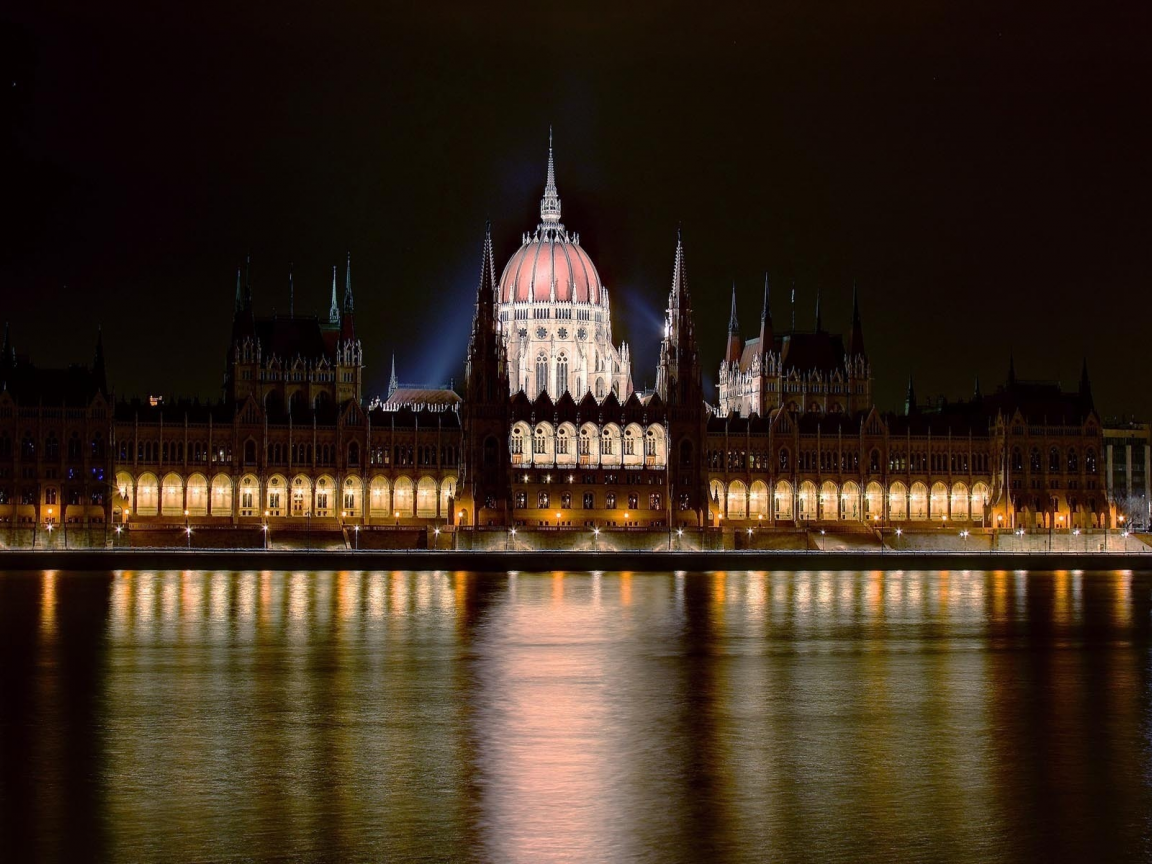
top-left (497, 130), bottom-right (632, 402)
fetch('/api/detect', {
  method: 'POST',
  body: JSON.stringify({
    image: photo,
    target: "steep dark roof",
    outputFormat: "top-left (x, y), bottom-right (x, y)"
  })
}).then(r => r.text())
top-left (1, 362), bottom-right (106, 406)
top-left (777, 331), bottom-right (845, 375)
top-left (253, 316), bottom-right (337, 361)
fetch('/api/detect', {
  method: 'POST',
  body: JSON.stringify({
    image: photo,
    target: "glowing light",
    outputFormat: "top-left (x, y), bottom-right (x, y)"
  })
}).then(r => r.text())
top-left (747, 527), bottom-right (753, 535)
top-left (677, 528), bottom-right (683, 537)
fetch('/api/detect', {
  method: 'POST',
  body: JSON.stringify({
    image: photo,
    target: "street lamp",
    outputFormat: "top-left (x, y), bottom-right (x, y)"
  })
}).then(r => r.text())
top-left (185, 526), bottom-right (192, 549)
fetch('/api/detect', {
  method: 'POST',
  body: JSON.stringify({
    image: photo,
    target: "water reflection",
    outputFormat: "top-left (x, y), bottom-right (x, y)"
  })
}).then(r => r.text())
top-left (0, 570), bottom-right (1150, 862)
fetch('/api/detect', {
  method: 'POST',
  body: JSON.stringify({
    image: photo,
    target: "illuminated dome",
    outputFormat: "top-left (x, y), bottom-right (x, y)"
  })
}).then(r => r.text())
top-left (499, 234), bottom-right (602, 304)
top-left (496, 130), bottom-right (633, 403)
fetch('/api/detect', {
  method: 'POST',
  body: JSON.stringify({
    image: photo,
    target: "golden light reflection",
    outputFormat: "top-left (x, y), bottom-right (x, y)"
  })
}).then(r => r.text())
top-left (619, 572), bottom-right (631, 607)
top-left (39, 570), bottom-right (57, 640)
top-left (1113, 571), bottom-right (1132, 628)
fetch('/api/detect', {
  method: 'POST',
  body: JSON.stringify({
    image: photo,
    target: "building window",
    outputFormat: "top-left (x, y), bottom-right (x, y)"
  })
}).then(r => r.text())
top-left (537, 491), bottom-right (549, 508)
top-left (583, 492), bottom-right (594, 509)
top-left (650, 493), bottom-right (662, 510)
top-left (628, 493), bottom-right (638, 510)
top-left (561, 492), bottom-right (571, 509)
top-left (606, 492), bottom-right (617, 509)
top-left (515, 492), bottom-right (527, 509)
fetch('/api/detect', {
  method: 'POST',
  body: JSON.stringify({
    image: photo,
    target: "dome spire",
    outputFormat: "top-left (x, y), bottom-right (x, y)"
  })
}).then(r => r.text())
top-left (540, 126), bottom-right (562, 226)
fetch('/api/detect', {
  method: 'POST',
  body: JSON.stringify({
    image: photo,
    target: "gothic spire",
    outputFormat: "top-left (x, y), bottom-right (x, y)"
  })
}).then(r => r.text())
top-left (1079, 357), bottom-right (1093, 409)
top-left (288, 263), bottom-right (294, 317)
top-left (540, 126), bottom-right (562, 226)
top-left (388, 354), bottom-right (399, 398)
top-left (244, 254), bottom-right (252, 306)
top-left (758, 273), bottom-right (773, 369)
top-left (670, 228), bottom-right (689, 307)
top-left (343, 252), bottom-right (354, 313)
top-left (847, 279), bottom-right (866, 358)
top-left (329, 265), bottom-right (340, 324)
top-left (905, 373), bottom-right (917, 415)
top-left (974, 374), bottom-right (982, 401)
top-left (814, 287), bottom-right (823, 332)
top-left (725, 282), bottom-right (742, 364)
top-left (234, 267), bottom-right (243, 313)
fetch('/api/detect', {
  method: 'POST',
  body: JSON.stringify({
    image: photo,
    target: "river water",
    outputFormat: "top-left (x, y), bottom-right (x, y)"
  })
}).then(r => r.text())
top-left (1, 569), bottom-right (1150, 863)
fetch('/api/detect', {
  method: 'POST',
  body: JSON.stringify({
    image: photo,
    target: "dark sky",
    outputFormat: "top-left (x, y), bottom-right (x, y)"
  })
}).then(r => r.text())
top-left (2, 1), bottom-right (1148, 416)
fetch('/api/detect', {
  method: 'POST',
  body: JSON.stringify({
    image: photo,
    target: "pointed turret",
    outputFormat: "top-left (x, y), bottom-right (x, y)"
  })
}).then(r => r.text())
top-left (465, 220), bottom-right (507, 402)
top-left (758, 273), bottom-right (773, 361)
top-left (343, 252), bottom-right (354, 313)
top-left (656, 230), bottom-right (702, 407)
top-left (340, 253), bottom-right (356, 341)
top-left (234, 267), bottom-right (243, 313)
top-left (288, 263), bottom-right (294, 317)
top-left (1079, 357), bottom-right (1093, 410)
top-left (904, 374), bottom-right (917, 415)
top-left (388, 354), bottom-right (399, 399)
top-left (328, 265), bottom-right (340, 325)
top-left (244, 254), bottom-right (252, 307)
top-left (725, 283), bottom-right (742, 364)
top-left (814, 287), bottom-right (823, 332)
top-left (974, 375), bottom-right (983, 401)
top-left (846, 280), bottom-right (865, 358)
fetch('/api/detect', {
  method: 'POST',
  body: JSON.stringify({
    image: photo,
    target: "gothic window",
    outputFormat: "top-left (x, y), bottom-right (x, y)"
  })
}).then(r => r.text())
top-left (533, 428), bottom-right (547, 454)
top-left (1067, 448), bottom-right (1078, 473)
top-left (869, 449), bottom-right (880, 473)
top-left (779, 447), bottom-right (790, 472)
top-left (1049, 446), bottom-right (1060, 473)
top-left (511, 429), bottom-right (524, 455)
top-left (1085, 448), bottom-right (1097, 474)
top-left (67, 433), bottom-right (81, 461)
top-left (348, 442), bottom-right (360, 466)
top-left (1029, 448), bottom-right (1040, 472)
top-left (45, 434), bottom-right (59, 461)
top-left (536, 354), bottom-right (548, 396)
top-left (556, 354), bottom-right (569, 394)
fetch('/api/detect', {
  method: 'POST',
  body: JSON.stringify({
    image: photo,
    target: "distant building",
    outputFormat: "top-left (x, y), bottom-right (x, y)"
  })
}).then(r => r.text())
top-left (1105, 421), bottom-right (1150, 527)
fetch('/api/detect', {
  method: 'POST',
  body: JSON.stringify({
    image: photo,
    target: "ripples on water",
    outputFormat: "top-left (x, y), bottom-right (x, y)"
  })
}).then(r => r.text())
top-left (1, 569), bottom-right (1150, 863)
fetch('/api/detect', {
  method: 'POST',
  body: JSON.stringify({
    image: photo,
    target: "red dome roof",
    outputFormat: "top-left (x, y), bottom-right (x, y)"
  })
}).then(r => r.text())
top-left (499, 235), bottom-right (602, 304)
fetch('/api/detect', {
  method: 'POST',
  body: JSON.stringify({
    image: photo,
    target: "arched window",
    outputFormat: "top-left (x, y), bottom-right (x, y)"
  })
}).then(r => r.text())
top-left (556, 353), bottom-right (569, 395)
top-left (1012, 447), bottom-right (1023, 473)
top-left (348, 441), bottom-right (360, 466)
top-left (1085, 448), bottom-right (1097, 474)
top-left (779, 447), bottom-right (790, 472)
top-left (536, 353), bottom-right (548, 396)
top-left (1067, 447), bottom-right (1078, 473)
top-left (1049, 446), bottom-right (1060, 473)
top-left (45, 434), bottom-right (59, 461)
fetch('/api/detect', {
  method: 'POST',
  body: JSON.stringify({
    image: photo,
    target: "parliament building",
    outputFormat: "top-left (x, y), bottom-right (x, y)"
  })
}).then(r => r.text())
top-left (0, 136), bottom-right (1114, 546)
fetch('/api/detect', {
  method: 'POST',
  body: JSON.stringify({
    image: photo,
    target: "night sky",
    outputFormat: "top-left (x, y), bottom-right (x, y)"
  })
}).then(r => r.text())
top-left (1, 2), bottom-right (1148, 416)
